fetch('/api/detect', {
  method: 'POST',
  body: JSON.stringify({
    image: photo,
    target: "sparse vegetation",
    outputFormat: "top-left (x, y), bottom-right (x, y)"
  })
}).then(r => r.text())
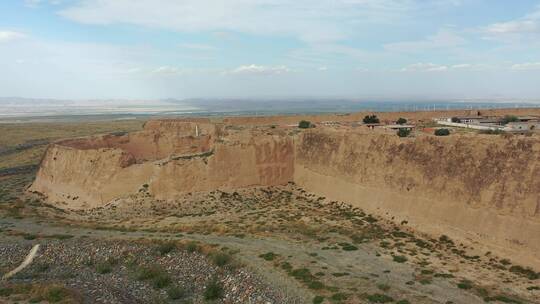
top-left (434, 128), bottom-right (450, 136)
top-left (397, 128), bottom-right (411, 137)
top-left (501, 115), bottom-right (519, 124)
top-left (259, 252), bottom-right (277, 261)
top-left (211, 252), bottom-right (232, 267)
top-left (204, 278), bottom-right (223, 300)
top-left (392, 255), bottom-right (407, 263)
top-left (299, 120), bottom-right (314, 129)
top-left (396, 117), bottom-right (407, 125)
top-left (366, 293), bottom-right (394, 303)
top-left (363, 115), bottom-right (380, 124)
top-left (157, 241), bottom-right (176, 255)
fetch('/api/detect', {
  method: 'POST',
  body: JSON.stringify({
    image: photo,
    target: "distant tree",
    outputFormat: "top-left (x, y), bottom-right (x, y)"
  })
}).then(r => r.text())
top-left (397, 128), bottom-right (411, 137)
top-left (298, 120), bottom-right (313, 129)
top-left (501, 115), bottom-right (519, 124)
top-left (363, 115), bottom-right (380, 124)
top-left (396, 117), bottom-right (407, 125)
top-left (451, 117), bottom-right (461, 123)
top-left (434, 128), bottom-right (450, 136)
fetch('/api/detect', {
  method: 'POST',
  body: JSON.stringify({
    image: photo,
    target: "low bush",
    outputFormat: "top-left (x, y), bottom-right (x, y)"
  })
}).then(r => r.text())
top-left (363, 115), bottom-right (380, 124)
top-left (434, 128), bottom-right (450, 136)
top-left (95, 261), bottom-right (113, 274)
top-left (211, 252), bottom-right (232, 267)
top-left (392, 255), bottom-right (407, 263)
top-left (397, 128), bottom-right (411, 137)
top-left (204, 278), bottom-right (223, 300)
top-left (259, 252), bottom-right (277, 261)
top-left (166, 286), bottom-right (185, 300)
top-left (366, 293), bottom-right (394, 303)
top-left (298, 120), bottom-right (313, 129)
top-left (157, 242), bottom-right (176, 255)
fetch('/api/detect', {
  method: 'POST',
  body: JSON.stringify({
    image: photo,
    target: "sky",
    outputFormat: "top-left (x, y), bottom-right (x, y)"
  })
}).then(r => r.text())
top-left (1, 0), bottom-right (540, 101)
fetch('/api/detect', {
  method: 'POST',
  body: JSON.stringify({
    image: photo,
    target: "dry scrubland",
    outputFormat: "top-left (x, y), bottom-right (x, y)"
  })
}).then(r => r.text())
top-left (1, 110), bottom-right (539, 304)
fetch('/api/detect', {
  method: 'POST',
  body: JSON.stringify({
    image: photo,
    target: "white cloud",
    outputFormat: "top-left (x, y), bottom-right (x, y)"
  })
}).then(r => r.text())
top-left (401, 63), bottom-right (448, 72)
top-left (152, 66), bottom-right (183, 75)
top-left (318, 66), bottom-right (328, 71)
top-left (58, 0), bottom-right (448, 43)
top-left (384, 29), bottom-right (466, 52)
top-left (511, 62), bottom-right (540, 71)
top-left (482, 5), bottom-right (540, 41)
top-left (229, 64), bottom-right (291, 75)
top-left (0, 31), bottom-right (26, 43)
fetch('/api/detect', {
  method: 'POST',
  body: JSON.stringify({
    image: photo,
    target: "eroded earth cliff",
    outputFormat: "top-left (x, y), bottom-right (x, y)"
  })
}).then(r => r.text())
top-left (29, 119), bottom-right (540, 269)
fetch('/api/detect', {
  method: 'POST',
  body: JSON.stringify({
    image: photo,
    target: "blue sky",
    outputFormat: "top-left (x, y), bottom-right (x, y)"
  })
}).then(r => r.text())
top-left (1, 0), bottom-right (540, 100)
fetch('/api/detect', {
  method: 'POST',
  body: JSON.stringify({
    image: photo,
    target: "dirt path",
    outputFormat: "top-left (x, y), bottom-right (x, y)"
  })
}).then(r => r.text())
top-left (1, 244), bottom-right (40, 280)
top-left (0, 217), bottom-right (489, 304)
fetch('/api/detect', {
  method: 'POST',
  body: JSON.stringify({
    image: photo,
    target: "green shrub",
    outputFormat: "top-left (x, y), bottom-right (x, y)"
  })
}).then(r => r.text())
top-left (44, 286), bottom-right (68, 303)
top-left (331, 293), bottom-right (348, 301)
top-left (480, 129), bottom-right (505, 135)
top-left (392, 255), bottom-right (407, 263)
top-left (259, 252), bottom-right (277, 261)
top-left (313, 295), bottom-right (325, 304)
top-left (396, 118), bottom-right (407, 124)
top-left (434, 128), bottom-right (450, 136)
top-left (308, 281), bottom-right (325, 290)
top-left (397, 128), bottom-right (411, 137)
top-left (211, 252), bottom-right (231, 267)
top-left (185, 241), bottom-right (199, 253)
top-left (299, 120), bottom-right (313, 129)
top-left (157, 242), bottom-right (176, 255)
top-left (363, 115), bottom-right (380, 124)
top-left (166, 286), bottom-right (185, 300)
top-left (501, 115), bottom-right (519, 124)
top-left (0, 287), bottom-right (13, 297)
top-left (366, 294), bottom-right (394, 303)
top-left (457, 279), bottom-right (473, 290)
top-left (152, 274), bottom-right (172, 289)
top-left (508, 265), bottom-right (539, 280)
top-left (95, 261), bottom-right (113, 274)
top-left (136, 265), bottom-right (164, 281)
top-left (204, 278), bottom-right (223, 300)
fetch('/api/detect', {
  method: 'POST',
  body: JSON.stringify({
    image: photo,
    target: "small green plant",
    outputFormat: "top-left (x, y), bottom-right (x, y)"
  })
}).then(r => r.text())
top-left (377, 283), bottom-right (390, 292)
top-left (211, 252), bottom-right (231, 267)
top-left (44, 286), bottom-right (68, 303)
top-left (434, 128), bottom-right (450, 136)
top-left (259, 252), bottom-right (277, 261)
top-left (152, 274), bottom-right (172, 289)
top-left (363, 115), bottom-right (380, 124)
top-left (397, 128), bottom-right (411, 137)
top-left (95, 261), bottom-right (113, 274)
top-left (299, 120), bottom-right (313, 129)
top-left (396, 118), bottom-right (407, 125)
top-left (313, 295), bottom-right (325, 304)
top-left (185, 241), bottom-right (199, 253)
top-left (501, 115), bottom-right (519, 124)
top-left (457, 279), bottom-right (473, 290)
top-left (204, 278), bottom-right (223, 300)
top-left (508, 265), bottom-right (539, 280)
top-left (166, 286), bottom-right (185, 300)
top-left (392, 255), bottom-right (407, 263)
top-left (366, 293), bottom-right (394, 303)
top-left (157, 242), bottom-right (176, 255)
top-left (331, 292), bottom-right (348, 301)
